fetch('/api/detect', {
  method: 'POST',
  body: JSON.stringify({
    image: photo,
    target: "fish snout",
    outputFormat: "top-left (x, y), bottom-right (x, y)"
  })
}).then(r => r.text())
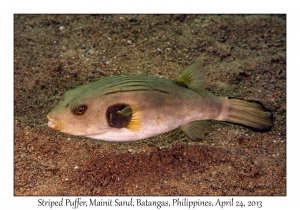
top-left (47, 114), bottom-right (58, 129)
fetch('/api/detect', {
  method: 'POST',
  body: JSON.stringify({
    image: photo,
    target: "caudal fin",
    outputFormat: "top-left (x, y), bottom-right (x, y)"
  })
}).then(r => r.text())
top-left (225, 97), bottom-right (273, 131)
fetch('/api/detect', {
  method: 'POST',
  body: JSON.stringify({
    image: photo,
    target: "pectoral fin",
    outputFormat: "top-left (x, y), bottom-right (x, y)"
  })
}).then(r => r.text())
top-left (124, 105), bottom-right (141, 132)
top-left (106, 104), bottom-right (141, 132)
top-left (181, 120), bottom-right (207, 141)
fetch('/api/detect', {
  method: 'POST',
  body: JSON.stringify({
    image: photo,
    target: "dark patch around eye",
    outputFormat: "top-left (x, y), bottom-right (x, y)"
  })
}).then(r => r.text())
top-left (65, 103), bottom-right (69, 108)
top-left (74, 105), bottom-right (87, 115)
top-left (106, 104), bottom-right (132, 128)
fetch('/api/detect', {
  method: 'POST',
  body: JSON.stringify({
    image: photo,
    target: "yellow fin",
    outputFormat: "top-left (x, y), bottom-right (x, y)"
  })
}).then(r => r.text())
top-left (176, 60), bottom-right (207, 91)
top-left (181, 120), bottom-right (207, 141)
top-left (106, 104), bottom-right (141, 131)
top-left (125, 105), bottom-right (142, 132)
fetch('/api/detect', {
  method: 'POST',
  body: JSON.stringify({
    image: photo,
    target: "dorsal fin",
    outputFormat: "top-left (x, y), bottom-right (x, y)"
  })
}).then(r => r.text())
top-left (176, 60), bottom-right (207, 92)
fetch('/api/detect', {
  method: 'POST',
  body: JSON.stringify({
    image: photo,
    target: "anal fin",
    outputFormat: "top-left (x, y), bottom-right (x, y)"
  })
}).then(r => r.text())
top-left (180, 120), bottom-right (207, 141)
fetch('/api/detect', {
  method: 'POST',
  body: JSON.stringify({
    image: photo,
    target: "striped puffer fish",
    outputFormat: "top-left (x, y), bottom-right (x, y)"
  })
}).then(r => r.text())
top-left (47, 60), bottom-right (273, 141)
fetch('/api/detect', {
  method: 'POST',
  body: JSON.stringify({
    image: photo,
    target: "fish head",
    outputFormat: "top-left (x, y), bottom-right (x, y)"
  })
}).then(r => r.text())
top-left (47, 88), bottom-right (108, 136)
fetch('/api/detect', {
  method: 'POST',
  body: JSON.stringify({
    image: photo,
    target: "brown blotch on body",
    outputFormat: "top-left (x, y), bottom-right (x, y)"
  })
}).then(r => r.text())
top-left (106, 104), bottom-right (132, 128)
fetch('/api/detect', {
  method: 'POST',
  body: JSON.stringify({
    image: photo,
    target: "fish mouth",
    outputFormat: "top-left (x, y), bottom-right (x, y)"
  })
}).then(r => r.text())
top-left (47, 115), bottom-right (58, 129)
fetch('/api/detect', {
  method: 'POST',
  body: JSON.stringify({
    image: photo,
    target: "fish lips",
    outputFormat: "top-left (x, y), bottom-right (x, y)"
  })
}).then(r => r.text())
top-left (47, 115), bottom-right (59, 130)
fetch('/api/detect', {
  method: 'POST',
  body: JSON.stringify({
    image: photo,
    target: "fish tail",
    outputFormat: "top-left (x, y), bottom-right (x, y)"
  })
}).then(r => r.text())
top-left (222, 97), bottom-right (273, 131)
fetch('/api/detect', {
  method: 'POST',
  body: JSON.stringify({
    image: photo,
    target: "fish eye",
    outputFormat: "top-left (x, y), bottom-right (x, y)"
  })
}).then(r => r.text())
top-left (75, 105), bottom-right (87, 115)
